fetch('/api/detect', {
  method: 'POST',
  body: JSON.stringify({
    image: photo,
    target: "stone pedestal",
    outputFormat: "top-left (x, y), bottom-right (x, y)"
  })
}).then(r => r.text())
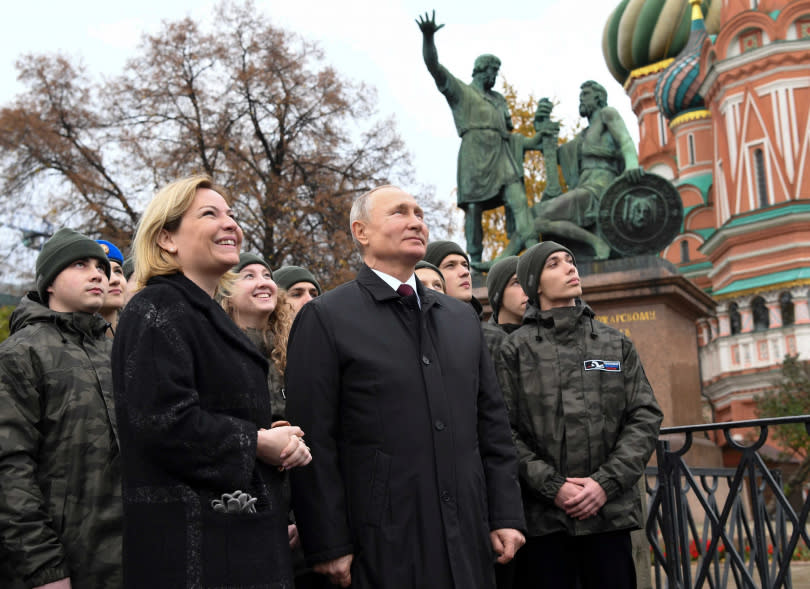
top-left (580, 256), bottom-right (715, 429)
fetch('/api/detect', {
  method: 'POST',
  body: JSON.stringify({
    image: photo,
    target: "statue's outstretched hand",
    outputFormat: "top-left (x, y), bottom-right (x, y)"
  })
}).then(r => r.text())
top-left (416, 10), bottom-right (445, 36)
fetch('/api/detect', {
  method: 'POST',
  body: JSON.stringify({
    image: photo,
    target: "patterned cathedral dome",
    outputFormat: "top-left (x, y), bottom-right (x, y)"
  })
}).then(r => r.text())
top-left (655, 0), bottom-right (709, 120)
top-left (602, 0), bottom-right (720, 85)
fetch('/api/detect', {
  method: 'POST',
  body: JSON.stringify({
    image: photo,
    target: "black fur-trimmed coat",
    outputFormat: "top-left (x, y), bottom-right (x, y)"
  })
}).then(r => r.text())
top-left (112, 272), bottom-right (292, 588)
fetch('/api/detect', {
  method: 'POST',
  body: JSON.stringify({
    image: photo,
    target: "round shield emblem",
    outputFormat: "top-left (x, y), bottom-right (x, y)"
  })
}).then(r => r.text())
top-left (597, 173), bottom-right (683, 256)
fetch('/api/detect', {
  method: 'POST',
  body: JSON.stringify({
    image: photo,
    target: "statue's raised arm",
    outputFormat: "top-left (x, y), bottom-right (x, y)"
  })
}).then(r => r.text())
top-left (417, 11), bottom-right (537, 265)
top-left (416, 11), bottom-right (446, 86)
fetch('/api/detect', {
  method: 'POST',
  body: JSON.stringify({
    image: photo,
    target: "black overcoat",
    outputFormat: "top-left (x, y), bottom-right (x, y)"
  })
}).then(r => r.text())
top-left (286, 266), bottom-right (525, 589)
top-left (112, 273), bottom-right (293, 588)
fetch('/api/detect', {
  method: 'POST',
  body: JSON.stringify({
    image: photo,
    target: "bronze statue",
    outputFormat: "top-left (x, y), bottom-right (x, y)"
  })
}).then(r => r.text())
top-left (472, 81), bottom-right (650, 270)
top-left (531, 81), bottom-right (644, 260)
top-left (416, 12), bottom-right (679, 268)
top-left (416, 11), bottom-right (537, 264)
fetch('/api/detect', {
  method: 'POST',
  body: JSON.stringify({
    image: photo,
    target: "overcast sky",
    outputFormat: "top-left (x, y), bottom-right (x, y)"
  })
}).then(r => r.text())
top-left (0, 0), bottom-right (637, 222)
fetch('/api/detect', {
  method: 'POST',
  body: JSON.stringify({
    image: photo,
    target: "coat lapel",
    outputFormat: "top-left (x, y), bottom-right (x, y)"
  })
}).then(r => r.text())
top-left (355, 265), bottom-right (400, 303)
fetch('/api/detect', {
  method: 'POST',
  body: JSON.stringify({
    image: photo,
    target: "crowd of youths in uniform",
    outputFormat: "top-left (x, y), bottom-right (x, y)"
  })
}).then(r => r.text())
top-left (0, 176), bottom-right (661, 589)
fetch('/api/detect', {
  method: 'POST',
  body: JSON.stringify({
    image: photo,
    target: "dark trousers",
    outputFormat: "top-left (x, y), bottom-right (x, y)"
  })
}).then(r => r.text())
top-left (514, 530), bottom-right (635, 589)
top-left (495, 559), bottom-right (516, 589)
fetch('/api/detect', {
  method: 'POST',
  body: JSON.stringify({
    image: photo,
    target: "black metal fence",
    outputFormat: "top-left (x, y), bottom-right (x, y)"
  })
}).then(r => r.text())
top-left (646, 415), bottom-right (810, 589)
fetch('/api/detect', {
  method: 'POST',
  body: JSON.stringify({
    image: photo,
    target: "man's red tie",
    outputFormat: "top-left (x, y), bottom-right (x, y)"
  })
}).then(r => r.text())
top-left (397, 284), bottom-right (415, 297)
top-left (397, 284), bottom-right (418, 310)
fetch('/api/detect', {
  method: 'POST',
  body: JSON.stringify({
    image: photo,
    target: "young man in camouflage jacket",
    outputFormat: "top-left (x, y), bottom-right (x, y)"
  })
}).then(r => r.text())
top-left (495, 242), bottom-right (662, 589)
top-left (0, 229), bottom-right (122, 588)
top-left (481, 255), bottom-right (527, 359)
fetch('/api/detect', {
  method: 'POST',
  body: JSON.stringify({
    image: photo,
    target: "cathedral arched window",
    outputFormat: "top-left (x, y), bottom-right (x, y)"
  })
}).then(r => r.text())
top-left (780, 291), bottom-right (795, 326)
top-left (752, 296), bottom-right (769, 331)
top-left (729, 302), bottom-right (742, 335)
top-left (658, 113), bottom-right (667, 148)
top-left (688, 134), bottom-right (696, 165)
top-left (680, 240), bottom-right (690, 263)
top-left (754, 148), bottom-right (768, 208)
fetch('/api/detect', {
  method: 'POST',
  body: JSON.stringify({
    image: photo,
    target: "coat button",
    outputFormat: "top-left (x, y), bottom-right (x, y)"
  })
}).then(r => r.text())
top-left (422, 355), bottom-right (431, 365)
top-left (441, 491), bottom-right (451, 502)
top-left (434, 420), bottom-right (445, 431)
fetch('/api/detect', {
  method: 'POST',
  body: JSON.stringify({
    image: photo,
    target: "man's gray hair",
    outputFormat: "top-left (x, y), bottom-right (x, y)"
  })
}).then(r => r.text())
top-left (349, 185), bottom-right (399, 249)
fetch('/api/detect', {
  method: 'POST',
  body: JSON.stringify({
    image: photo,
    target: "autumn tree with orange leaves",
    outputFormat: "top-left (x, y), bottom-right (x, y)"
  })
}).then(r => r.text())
top-left (0, 1), bottom-right (434, 288)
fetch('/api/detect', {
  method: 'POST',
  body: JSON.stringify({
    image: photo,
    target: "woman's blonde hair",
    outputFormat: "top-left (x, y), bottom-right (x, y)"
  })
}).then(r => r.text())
top-left (132, 174), bottom-right (235, 294)
top-left (222, 289), bottom-right (293, 375)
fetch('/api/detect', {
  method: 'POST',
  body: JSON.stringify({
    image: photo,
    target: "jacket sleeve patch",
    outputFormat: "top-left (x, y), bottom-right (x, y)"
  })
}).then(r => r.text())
top-left (584, 360), bottom-right (621, 372)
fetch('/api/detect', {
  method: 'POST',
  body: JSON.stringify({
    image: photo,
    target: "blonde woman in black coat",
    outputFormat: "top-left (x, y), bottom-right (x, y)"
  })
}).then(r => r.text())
top-left (112, 175), bottom-right (311, 588)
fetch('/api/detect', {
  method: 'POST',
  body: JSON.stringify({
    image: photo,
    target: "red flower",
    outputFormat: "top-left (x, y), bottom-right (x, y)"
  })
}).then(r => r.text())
top-left (689, 540), bottom-right (699, 560)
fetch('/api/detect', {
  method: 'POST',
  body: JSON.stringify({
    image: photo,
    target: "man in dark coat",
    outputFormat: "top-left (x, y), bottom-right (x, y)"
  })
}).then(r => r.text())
top-left (286, 185), bottom-right (525, 588)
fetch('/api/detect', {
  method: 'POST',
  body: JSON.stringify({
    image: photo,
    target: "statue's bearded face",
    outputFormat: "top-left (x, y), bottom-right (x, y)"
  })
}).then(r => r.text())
top-left (579, 88), bottom-right (599, 117)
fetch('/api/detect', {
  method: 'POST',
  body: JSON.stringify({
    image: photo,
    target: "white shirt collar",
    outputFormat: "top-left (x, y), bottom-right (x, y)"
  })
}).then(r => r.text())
top-left (371, 269), bottom-right (420, 307)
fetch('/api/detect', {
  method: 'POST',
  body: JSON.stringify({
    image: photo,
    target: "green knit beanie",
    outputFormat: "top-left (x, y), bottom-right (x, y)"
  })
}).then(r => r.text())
top-left (415, 260), bottom-right (446, 287)
top-left (233, 252), bottom-right (272, 276)
top-left (516, 241), bottom-right (575, 307)
top-left (423, 240), bottom-right (468, 268)
top-left (486, 256), bottom-right (519, 322)
top-left (273, 265), bottom-right (321, 294)
top-left (122, 257), bottom-right (135, 280)
top-left (36, 228), bottom-right (111, 302)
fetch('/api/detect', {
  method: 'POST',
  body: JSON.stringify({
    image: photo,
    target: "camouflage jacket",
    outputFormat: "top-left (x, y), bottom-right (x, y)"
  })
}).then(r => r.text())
top-left (0, 293), bottom-right (122, 588)
top-left (481, 316), bottom-right (520, 361)
top-left (495, 301), bottom-right (662, 537)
